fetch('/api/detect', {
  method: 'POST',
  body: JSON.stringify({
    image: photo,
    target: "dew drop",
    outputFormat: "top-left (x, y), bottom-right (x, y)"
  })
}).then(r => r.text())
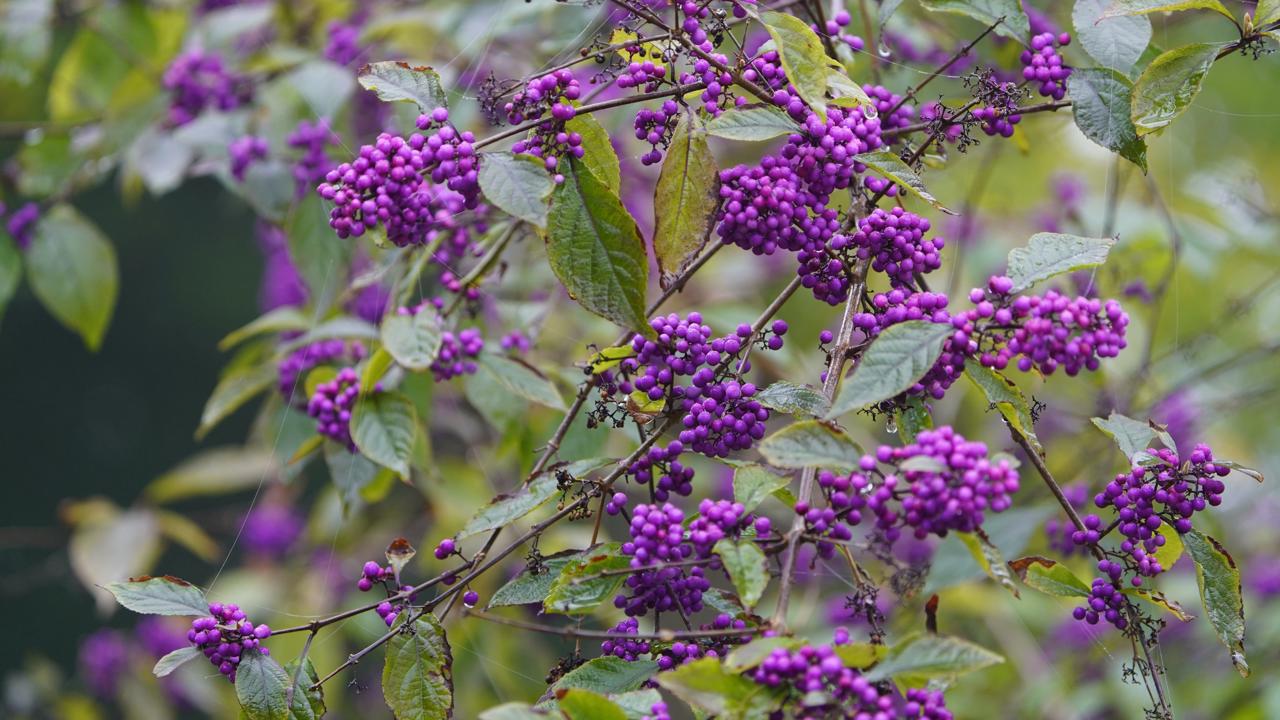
top-left (886, 418), bottom-right (898, 434)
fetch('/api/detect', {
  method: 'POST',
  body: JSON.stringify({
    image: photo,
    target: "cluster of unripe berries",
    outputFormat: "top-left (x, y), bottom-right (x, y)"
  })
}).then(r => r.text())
top-left (162, 51), bottom-right (251, 127)
top-left (186, 603), bottom-right (270, 683)
top-left (750, 629), bottom-right (952, 719)
top-left (1022, 32), bottom-right (1072, 100)
top-left (317, 108), bottom-right (481, 245)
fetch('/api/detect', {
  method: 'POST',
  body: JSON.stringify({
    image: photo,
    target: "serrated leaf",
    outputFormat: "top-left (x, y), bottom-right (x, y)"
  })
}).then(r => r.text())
top-left (706, 105), bottom-right (802, 141)
top-left (103, 575), bottom-right (207, 616)
top-left (657, 657), bottom-right (782, 717)
top-left (654, 112), bottom-right (719, 290)
top-left (459, 474), bottom-right (560, 539)
top-left (863, 633), bottom-right (1004, 683)
top-left (545, 157), bottom-right (649, 335)
top-left (733, 464), bottom-right (791, 513)
top-left (1184, 530), bottom-right (1248, 676)
top-left (478, 152), bottom-right (554, 228)
top-left (351, 392), bottom-right (418, 478)
top-left (724, 637), bottom-right (801, 673)
top-left (714, 539), bottom-right (769, 609)
top-left (544, 544), bottom-right (630, 615)
top-left (854, 150), bottom-right (953, 212)
top-left (755, 381), bottom-right (829, 418)
top-left (1006, 233), bottom-right (1117, 292)
top-left (958, 531), bottom-right (1019, 598)
top-left (358, 61), bottom-right (447, 112)
top-left (565, 114), bottom-right (620, 194)
top-left (382, 616), bottom-right (454, 720)
top-left (558, 689), bottom-right (627, 720)
top-left (963, 362), bottom-right (1042, 455)
top-left (1073, 0), bottom-right (1152, 73)
top-left (1131, 42), bottom-right (1225, 135)
top-left (762, 11), bottom-right (830, 117)
top-left (476, 352), bottom-right (566, 410)
top-left (25, 204), bottom-right (118, 350)
top-left (1067, 68), bottom-right (1148, 171)
top-left (919, 0), bottom-right (1031, 42)
top-left (1009, 556), bottom-right (1092, 597)
top-left (1092, 411), bottom-right (1156, 459)
top-left (381, 307), bottom-right (444, 371)
top-left (1101, 0), bottom-right (1236, 24)
top-left (152, 646), bottom-right (201, 678)
top-left (552, 657), bottom-right (659, 695)
top-left (489, 553), bottom-right (577, 608)
top-left (219, 306), bottom-right (311, 351)
top-left (827, 321), bottom-right (954, 417)
top-left (759, 420), bottom-right (864, 473)
top-left (235, 650), bottom-right (324, 720)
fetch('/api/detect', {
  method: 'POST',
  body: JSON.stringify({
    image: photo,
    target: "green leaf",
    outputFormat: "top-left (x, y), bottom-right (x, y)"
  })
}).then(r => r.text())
top-left (25, 204), bottom-right (118, 350)
top-left (477, 352), bottom-right (566, 410)
top-left (0, 234), bottom-right (21, 329)
top-left (381, 307), bottom-right (444, 371)
top-left (896, 396), bottom-right (933, 443)
top-left (733, 464), bottom-right (791, 514)
top-left (836, 643), bottom-right (889, 669)
top-left (919, 0), bottom-right (1031, 42)
top-left (235, 649), bottom-right (290, 720)
top-left (459, 474), bottom-right (560, 539)
top-left (552, 657), bottom-right (659, 695)
top-left (152, 646), bottom-right (202, 678)
top-left (963, 362), bottom-right (1042, 455)
top-left (1153, 523), bottom-right (1184, 570)
top-left (853, 150), bottom-right (953, 213)
top-left (287, 195), bottom-right (349, 311)
top-left (196, 362), bottom-right (277, 439)
top-left (103, 575), bottom-right (207, 616)
top-left (145, 446), bottom-right (279, 503)
top-left (283, 658), bottom-right (326, 719)
top-left (383, 616), bottom-right (454, 720)
top-left (714, 539), bottom-right (770, 610)
top-left (1131, 42), bottom-right (1225, 135)
top-left (926, 506), bottom-right (1053, 593)
top-left (1009, 556), bottom-right (1092, 597)
top-left (610, 689), bottom-right (665, 720)
top-left (1101, 0), bottom-right (1236, 24)
top-left (705, 105), bottom-right (803, 141)
top-left (755, 381), bottom-right (829, 418)
top-left (1184, 530), bottom-right (1249, 677)
top-left (1258, 0), bottom-right (1280, 25)
top-left (478, 704), bottom-right (549, 720)
top-left (759, 420), bottom-right (864, 473)
top-left (1124, 586), bottom-right (1194, 621)
top-left (558, 689), bottom-right (627, 720)
top-left (219, 306), bottom-right (311, 351)
top-left (1006, 232), bottom-right (1117, 292)
top-left (362, 347), bottom-right (396, 391)
top-left (826, 69), bottom-right (876, 110)
top-left (1072, 0), bottom-right (1152, 73)
top-left (478, 152), bottom-right (554, 228)
top-left (565, 114), bottom-right (621, 194)
top-left (545, 157), bottom-right (649, 335)
top-left (863, 633), bottom-right (1004, 683)
top-left (654, 112), bottom-right (719, 289)
top-left (358, 61), bottom-right (447, 112)
top-left (0, 0), bottom-right (54, 84)
top-left (1091, 411), bottom-right (1156, 460)
top-left (544, 545), bottom-right (630, 615)
top-left (724, 637), bottom-right (803, 672)
top-left (351, 392), bottom-right (418, 478)
top-left (1067, 68), bottom-right (1148, 171)
top-left (657, 657), bottom-right (781, 717)
top-left (761, 11), bottom-right (830, 117)
top-left (958, 531), bottom-right (1020, 598)
top-left (1216, 459), bottom-right (1265, 483)
top-left (826, 321), bottom-right (954, 417)
top-left (488, 553), bottom-right (577, 608)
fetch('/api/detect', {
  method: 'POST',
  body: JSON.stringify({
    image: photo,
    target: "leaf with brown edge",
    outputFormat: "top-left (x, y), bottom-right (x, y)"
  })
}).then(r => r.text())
top-left (1184, 530), bottom-right (1248, 676)
top-left (385, 538), bottom-right (417, 579)
top-left (957, 530), bottom-right (1019, 598)
top-left (1009, 556), bottom-right (1091, 598)
top-left (654, 111), bottom-right (719, 290)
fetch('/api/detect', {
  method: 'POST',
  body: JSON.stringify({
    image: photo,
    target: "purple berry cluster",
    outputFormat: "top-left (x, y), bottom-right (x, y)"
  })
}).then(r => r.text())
top-left (187, 603), bottom-right (271, 683)
top-left (307, 367), bottom-right (360, 450)
top-left (1022, 32), bottom-right (1072, 100)
top-left (505, 70), bottom-right (584, 182)
top-left (318, 109), bottom-right (481, 245)
top-left (634, 100), bottom-right (680, 165)
top-left (228, 136), bottom-right (268, 182)
top-left (1073, 577), bottom-right (1130, 630)
top-left (162, 51), bottom-right (251, 127)
top-left (3, 201), bottom-right (39, 250)
top-left (288, 119), bottom-right (337, 195)
top-left (616, 502), bottom-right (711, 617)
top-left (434, 328), bottom-right (484, 381)
top-left (243, 501), bottom-right (305, 558)
top-left (356, 561), bottom-right (417, 626)
top-left (750, 629), bottom-right (952, 719)
top-left (277, 339), bottom-right (367, 401)
top-left (815, 10), bottom-right (864, 52)
top-left (851, 207), bottom-right (945, 288)
top-left (79, 630), bottom-right (128, 697)
top-left (324, 21), bottom-right (363, 66)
